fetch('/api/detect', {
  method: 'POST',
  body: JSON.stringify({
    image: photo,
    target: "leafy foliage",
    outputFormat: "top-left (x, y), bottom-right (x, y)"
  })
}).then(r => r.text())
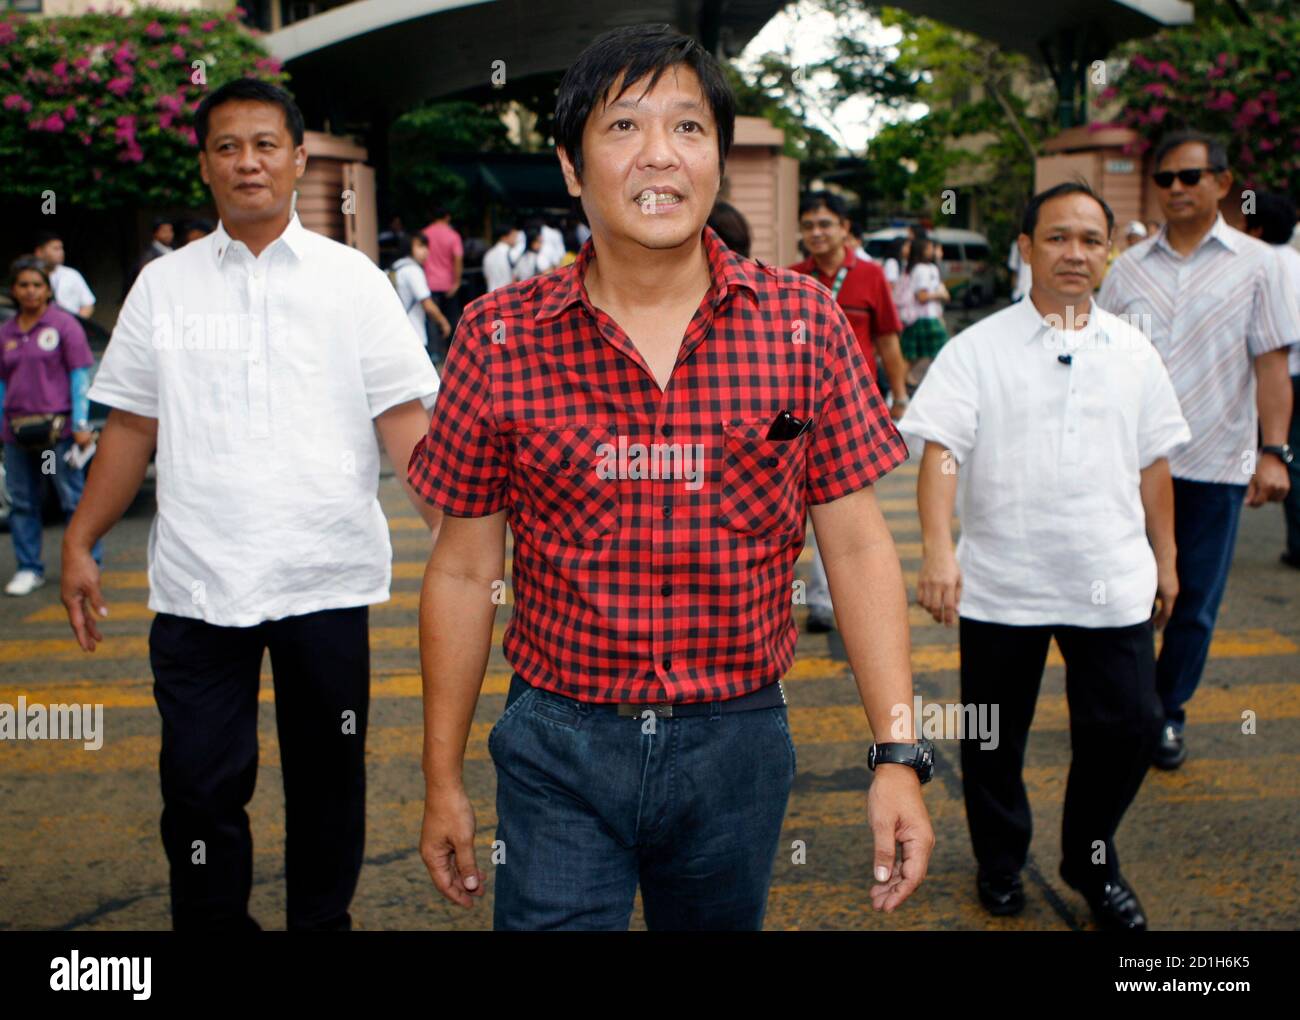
top-left (0, 7), bottom-right (286, 208)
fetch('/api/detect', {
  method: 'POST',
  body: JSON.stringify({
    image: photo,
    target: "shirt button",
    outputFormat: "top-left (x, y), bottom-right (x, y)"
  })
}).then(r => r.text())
top-left (662, 657), bottom-right (671, 671)
top-left (661, 583), bottom-right (672, 596)
top-left (662, 503), bottom-right (672, 518)
top-left (559, 458), bottom-right (570, 469)
top-left (661, 424), bottom-right (672, 437)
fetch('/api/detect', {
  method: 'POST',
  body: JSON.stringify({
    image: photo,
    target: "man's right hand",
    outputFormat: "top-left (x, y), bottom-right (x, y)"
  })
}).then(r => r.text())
top-left (420, 782), bottom-right (486, 907)
top-left (917, 547), bottom-right (962, 626)
top-left (61, 544), bottom-right (108, 652)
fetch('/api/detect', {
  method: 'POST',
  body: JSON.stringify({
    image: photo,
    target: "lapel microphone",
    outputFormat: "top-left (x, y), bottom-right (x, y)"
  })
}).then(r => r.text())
top-left (1058, 354), bottom-right (1073, 365)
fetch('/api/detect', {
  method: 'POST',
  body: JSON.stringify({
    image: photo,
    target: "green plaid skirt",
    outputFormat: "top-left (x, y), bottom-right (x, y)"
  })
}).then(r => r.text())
top-left (901, 317), bottom-right (949, 361)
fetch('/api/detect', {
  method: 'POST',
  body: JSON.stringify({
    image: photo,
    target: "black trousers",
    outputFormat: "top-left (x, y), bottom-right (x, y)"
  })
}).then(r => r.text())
top-left (148, 607), bottom-right (370, 931)
top-left (958, 616), bottom-right (1163, 885)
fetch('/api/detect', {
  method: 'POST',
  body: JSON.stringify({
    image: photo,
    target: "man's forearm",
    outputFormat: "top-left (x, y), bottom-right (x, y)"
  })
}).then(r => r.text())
top-left (419, 552), bottom-right (503, 791)
top-left (377, 400), bottom-right (442, 529)
top-left (917, 442), bottom-right (958, 555)
top-left (1257, 349), bottom-right (1293, 446)
top-left (64, 409), bottom-right (155, 552)
top-left (1139, 458), bottom-right (1176, 566)
top-left (877, 332), bottom-right (908, 401)
top-left (821, 529), bottom-right (914, 742)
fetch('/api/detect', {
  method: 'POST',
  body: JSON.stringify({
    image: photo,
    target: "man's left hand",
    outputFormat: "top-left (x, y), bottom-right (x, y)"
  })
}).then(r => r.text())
top-left (1247, 453), bottom-right (1290, 506)
top-left (866, 764), bottom-right (934, 912)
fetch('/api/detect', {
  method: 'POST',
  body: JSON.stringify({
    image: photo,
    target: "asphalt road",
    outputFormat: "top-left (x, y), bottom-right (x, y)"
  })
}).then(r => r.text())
top-left (1, 299), bottom-right (1296, 930)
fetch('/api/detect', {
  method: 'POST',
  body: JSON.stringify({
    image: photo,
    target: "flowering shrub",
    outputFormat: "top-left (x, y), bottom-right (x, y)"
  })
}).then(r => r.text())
top-left (1101, 11), bottom-right (1298, 193)
top-left (0, 6), bottom-right (287, 207)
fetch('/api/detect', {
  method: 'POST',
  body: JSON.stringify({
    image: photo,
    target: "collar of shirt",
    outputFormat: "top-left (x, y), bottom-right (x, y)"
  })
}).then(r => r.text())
top-left (1013, 293), bottom-right (1102, 350)
top-left (1149, 212), bottom-right (1239, 259)
top-left (211, 213), bottom-right (309, 267)
top-left (2, 305), bottom-right (63, 339)
top-left (791, 247), bottom-right (858, 284)
top-left (535, 225), bottom-right (758, 324)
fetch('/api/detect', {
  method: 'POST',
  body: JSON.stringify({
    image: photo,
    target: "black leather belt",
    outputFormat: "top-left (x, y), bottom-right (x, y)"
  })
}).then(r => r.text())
top-left (507, 673), bottom-right (787, 718)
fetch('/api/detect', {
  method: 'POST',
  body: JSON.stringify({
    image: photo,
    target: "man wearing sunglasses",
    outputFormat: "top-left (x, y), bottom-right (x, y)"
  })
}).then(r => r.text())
top-left (1100, 131), bottom-right (1299, 770)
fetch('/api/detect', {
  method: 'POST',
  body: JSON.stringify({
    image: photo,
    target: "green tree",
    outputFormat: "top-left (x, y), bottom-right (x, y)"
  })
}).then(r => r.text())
top-left (0, 8), bottom-right (286, 208)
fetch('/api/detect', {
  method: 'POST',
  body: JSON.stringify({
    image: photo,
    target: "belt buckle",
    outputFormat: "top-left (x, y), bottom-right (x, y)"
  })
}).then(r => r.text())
top-left (618, 702), bottom-right (673, 718)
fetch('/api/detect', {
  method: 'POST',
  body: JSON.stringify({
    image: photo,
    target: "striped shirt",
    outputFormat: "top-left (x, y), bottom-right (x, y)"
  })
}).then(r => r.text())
top-left (1099, 215), bottom-right (1300, 484)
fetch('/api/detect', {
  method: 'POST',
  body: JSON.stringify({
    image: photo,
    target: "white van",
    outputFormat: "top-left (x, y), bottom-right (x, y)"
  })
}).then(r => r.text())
top-left (864, 227), bottom-right (997, 307)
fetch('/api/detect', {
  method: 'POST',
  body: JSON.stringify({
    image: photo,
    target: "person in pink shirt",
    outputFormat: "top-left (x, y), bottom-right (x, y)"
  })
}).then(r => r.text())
top-left (421, 208), bottom-right (463, 363)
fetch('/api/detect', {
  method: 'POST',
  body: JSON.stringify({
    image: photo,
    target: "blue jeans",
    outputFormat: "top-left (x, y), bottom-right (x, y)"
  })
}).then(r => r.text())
top-left (489, 673), bottom-right (796, 930)
top-left (1156, 478), bottom-right (1246, 726)
top-left (4, 438), bottom-right (102, 575)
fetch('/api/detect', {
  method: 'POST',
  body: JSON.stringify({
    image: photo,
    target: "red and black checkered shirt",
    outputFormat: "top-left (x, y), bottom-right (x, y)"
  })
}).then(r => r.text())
top-left (408, 225), bottom-right (907, 703)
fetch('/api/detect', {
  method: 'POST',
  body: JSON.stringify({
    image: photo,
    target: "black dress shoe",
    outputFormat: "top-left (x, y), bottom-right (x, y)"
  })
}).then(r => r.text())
top-left (976, 869), bottom-right (1025, 916)
top-left (1152, 722), bottom-right (1186, 770)
top-left (1060, 863), bottom-right (1148, 930)
top-left (806, 607), bottom-right (835, 633)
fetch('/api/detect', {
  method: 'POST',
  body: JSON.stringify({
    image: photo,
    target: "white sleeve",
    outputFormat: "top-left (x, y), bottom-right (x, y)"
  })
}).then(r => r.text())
top-left (70, 267), bottom-right (96, 307)
top-left (356, 260), bottom-right (440, 417)
top-left (87, 270), bottom-right (157, 417)
top-left (1137, 342), bottom-right (1191, 468)
top-left (897, 336), bottom-right (980, 462)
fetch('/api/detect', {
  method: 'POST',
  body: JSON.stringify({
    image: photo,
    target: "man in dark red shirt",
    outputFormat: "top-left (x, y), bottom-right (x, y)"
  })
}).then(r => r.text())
top-left (792, 191), bottom-right (908, 416)
top-left (792, 191), bottom-right (909, 634)
top-left (407, 24), bottom-right (932, 930)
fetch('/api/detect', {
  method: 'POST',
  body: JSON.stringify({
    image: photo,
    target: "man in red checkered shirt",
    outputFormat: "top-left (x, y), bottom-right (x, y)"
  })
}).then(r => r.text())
top-left (408, 24), bottom-right (933, 930)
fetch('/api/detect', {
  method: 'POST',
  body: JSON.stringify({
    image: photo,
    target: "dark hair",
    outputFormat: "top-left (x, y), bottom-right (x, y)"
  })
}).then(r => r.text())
top-left (1020, 180), bottom-right (1115, 238)
top-left (906, 231), bottom-right (931, 273)
top-left (799, 190), bottom-right (849, 222)
top-left (32, 230), bottom-right (61, 249)
top-left (195, 78), bottom-right (305, 152)
top-left (555, 24), bottom-right (735, 181)
top-left (10, 255), bottom-right (53, 291)
top-left (430, 206), bottom-right (451, 222)
top-left (707, 200), bottom-right (751, 257)
top-left (184, 217), bottom-right (215, 236)
top-left (1152, 130), bottom-right (1229, 174)
top-left (889, 237), bottom-right (909, 261)
top-left (495, 219), bottom-right (519, 239)
top-left (1245, 191), bottom-right (1298, 246)
top-left (404, 231), bottom-right (428, 257)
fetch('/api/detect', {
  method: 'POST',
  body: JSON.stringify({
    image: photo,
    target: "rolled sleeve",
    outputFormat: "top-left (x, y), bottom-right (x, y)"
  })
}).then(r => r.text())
top-left (87, 274), bottom-right (158, 418)
top-left (897, 338), bottom-right (979, 463)
top-left (358, 262), bottom-right (440, 417)
top-left (406, 311), bottom-right (508, 516)
top-left (1247, 248), bottom-right (1300, 357)
top-left (805, 296), bottom-right (908, 504)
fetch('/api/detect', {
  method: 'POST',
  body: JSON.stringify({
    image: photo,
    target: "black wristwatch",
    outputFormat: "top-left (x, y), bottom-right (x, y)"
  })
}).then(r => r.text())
top-left (868, 740), bottom-right (935, 784)
top-left (1260, 444), bottom-right (1294, 465)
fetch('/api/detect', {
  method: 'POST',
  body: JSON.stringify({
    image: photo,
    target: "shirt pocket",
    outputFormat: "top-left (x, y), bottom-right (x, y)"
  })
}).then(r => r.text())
top-left (513, 422), bottom-right (620, 545)
top-left (716, 418), bottom-right (807, 541)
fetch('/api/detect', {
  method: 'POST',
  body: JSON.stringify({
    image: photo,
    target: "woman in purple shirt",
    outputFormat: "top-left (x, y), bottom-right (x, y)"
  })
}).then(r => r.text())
top-left (1, 257), bottom-right (101, 596)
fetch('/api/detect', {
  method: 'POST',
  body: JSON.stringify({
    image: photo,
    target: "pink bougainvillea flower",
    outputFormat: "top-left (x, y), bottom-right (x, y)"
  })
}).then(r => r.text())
top-left (106, 75), bottom-right (132, 97)
top-left (63, 104), bottom-right (76, 120)
top-left (200, 19), bottom-right (218, 31)
top-left (159, 111), bottom-right (174, 129)
top-left (1142, 82), bottom-right (1167, 97)
top-left (1259, 138), bottom-right (1275, 152)
top-left (52, 59), bottom-right (68, 79)
top-left (3, 93), bottom-right (31, 111)
top-left (1216, 52), bottom-right (1229, 66)
top-left (145, 20), bottom-right (164, 39)
top-left (1277, 71), bottom-right (1293, 82)
top-left (0, 22), bottom-right (17, 46)
top-left (1149, 105), bottom-right (1168, 123)
top-left (177, 23), bottom-right (190, 35)
top-left (1155, 61), bottom-right (1179, 81)
top-left (1130, 54), bottom-right (1154, 71)
top-left (171, 44), bottom-right (184, 59)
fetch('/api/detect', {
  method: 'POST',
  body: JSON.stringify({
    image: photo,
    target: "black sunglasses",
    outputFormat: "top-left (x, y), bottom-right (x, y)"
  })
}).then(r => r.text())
top-left (1152, 167), bottom-right (1222, 188)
